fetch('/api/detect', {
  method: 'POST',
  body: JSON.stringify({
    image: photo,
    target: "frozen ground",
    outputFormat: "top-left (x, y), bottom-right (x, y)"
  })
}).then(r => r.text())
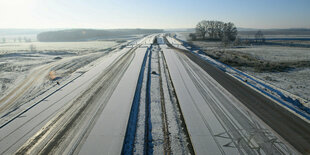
top-left (1, 34), bottom-right (309, 154)
top-left (228, 46), bottom-right (310, 62)
top-left (238, 34), bottom-right (310, 39)
top-left (191, 41), bottom-right (310, 62)
top-left (188, 39), bottom-right (310, 101)
top-left (225, 45), bottom-right (310, 101)
top-left (244, 67), bottom-right (310, 100)
top-left (0, 41), bottom-right (117, 52)
top-left (0, 43), bottom-right (134, 154)
top-left (0, 41), bottom-right (121, 114)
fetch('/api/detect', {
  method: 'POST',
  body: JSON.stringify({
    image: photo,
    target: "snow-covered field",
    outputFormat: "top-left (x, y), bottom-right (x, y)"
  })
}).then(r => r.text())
top-left (186, 38), bottom-right (310, 101)
top-left (244, 68), bottom-right (310, 100)
top-left (225, 46), bottom-right (310, 100)
top-left (0, 41), bottom-right (117, 53)
top-left (1, 34), bottom-right (308, 154)
top-left (191, 41), bottom-right (310, 62)
top-left (0, 41), bottom-right (121, 114)
top-left (229, 46), bottom-right (310, 62)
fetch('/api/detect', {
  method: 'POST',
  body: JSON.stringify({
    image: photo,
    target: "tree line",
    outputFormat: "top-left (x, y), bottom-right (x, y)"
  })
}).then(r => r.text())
top-left (37, 29), bottom-right (164, 42)
top-left (1, 37), bottom-right (32, 43)
top-left (190, 20), bottom-right (238, 42)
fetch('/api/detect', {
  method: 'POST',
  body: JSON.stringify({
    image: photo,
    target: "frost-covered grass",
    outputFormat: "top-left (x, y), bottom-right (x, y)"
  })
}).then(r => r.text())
top-left (238, 34), bottom-right (310, 39)
top-left (189, 41), bottom-right (222, 50)
top-left (0, 41), bottom-right (117, 54)
top-left (231, 46), bottom-right (310, 62)
top-left (188, 38), bottom-right (310, 101)
top-left (243, 68), bottom-right (310, 101)
top-left (0, 41), bottom-right (121, 106)
top-left (268, 40), bottom-right (310, 46)
top-left (192, 41), bottom-right (310, 62)
top-left (191, 41), bottom-right (310, 71)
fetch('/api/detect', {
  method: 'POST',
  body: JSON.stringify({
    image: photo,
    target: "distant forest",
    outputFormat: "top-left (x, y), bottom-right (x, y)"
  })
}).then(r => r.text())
top-left (37, 29), bottom-right (164, 42)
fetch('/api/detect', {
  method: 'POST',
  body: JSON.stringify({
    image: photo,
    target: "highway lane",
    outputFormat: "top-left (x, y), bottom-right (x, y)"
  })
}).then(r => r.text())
top-left (0, 46), bottom-right (134, 154)
top-left (179, 53), bottom-right (296, 154)
top-left (165, 37), bottom-right (310, 154)
top-left (76, 47), bottom-right (148, 155)
top-left (1, 34), bottom-right (308, 154)
top-left (0, 35), bottom-right (156, 155)
top-left (162, 47), bottom-right (298, 154)
top-left (14, 44), bottom-right (143, 154)
top-left (122, 38), bottom-right (193, 155)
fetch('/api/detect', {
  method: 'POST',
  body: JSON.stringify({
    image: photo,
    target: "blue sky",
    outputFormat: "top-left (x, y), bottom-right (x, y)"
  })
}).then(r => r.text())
top-left (0, 0), bottom-right (309, 29)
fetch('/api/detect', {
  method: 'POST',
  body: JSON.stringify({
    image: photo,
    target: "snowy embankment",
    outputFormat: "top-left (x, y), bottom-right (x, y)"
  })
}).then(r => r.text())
top-left (0, 45), bottom-right (131, 154)
top-left (0, 41), bottom-right (120, 115)
top-left (167, 36), bottom-right (310, 121)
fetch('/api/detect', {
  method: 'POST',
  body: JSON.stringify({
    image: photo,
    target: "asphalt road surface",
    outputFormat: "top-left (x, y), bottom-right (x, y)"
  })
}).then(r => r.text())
top-left (167, 39), bottom-right (310, 154)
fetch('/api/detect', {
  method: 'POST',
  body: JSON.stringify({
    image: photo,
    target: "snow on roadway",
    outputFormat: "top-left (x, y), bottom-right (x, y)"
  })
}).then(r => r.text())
top-left (0, 47), bottom-right (131, 154)
top-left (162, 47), bottom-right (297, 154)
top-left (78, 47), bottom-right (148, 155)
top-left (0, 41), bottom-right (120, 115)
top-left (124, 37), bottom-right (192, 154)
top-left (168, 36), bottom-right (310, 121)
top-left (149, 45), bottom-right (164, 154)
top-left (0, 34), bottom-right (299, 154)
top-left (165, 36), bottom-right (187, 50)
top-left (135, 34), bottom-right (157, 46)
top-left (192, 50), bottom-right (310, 119)
top-left (132, 47), bottom-right (150, 154)
top-left (159, 44), bottom-right (191, 154)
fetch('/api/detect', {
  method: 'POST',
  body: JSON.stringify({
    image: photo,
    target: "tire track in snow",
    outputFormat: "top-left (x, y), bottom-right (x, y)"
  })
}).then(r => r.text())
top-left (15, 46), bottom-right (137, 155)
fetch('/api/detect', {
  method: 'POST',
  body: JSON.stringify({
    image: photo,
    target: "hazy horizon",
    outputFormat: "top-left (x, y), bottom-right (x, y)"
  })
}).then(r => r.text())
top-left (0, 0), bottom-right (309, 29)
top-left (0, 27), bottom-right (310, 30)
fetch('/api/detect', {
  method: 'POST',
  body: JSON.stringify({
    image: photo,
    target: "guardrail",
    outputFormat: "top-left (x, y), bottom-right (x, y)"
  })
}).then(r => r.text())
top-left (171, 36), bottom-right (310, 121)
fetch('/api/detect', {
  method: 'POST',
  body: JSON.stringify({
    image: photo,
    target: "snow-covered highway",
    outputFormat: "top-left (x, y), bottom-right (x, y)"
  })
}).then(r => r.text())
top-left (164, 36), bottom-right (310, 154)
top-left (0, 34), bottom-right (309, 154)
top-left (163, 45), bottom-right (295, 154)
top-left (0, 43), bottom-right (136, 154)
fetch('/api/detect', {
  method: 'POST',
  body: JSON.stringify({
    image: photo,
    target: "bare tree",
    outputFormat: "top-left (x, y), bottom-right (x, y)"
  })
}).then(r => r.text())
top-left (25, 38), bottom-right (31, 42)
top-left (233, 36), bottom-right (241, 46)
top-left (205, 20), bottom-right (226, 39)
top-left (29, 44), bottom-right (36, 52)
top-left (195, 20), bottom-right (238, 42)
top-left (2, 38), bottom-right (5, 43)
top-left (215, 21), bottom-right (224, 39)
top-left (195, 20), bottom-right (208, 39)
top-left (223, 22), bottom-right (238, 41)
top-left (222, 35), bottom-right (230, 47)
top-left (206, 21), bottom-right (215, 38)
top-left (189, 33), bottom-right (197, 41)
top-left (255, 30), bottom-right (265, 43)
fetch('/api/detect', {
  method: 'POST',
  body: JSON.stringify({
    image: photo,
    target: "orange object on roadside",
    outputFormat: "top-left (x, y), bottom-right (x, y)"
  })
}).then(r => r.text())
top-left (49, 71), bottom-right (56, 80)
